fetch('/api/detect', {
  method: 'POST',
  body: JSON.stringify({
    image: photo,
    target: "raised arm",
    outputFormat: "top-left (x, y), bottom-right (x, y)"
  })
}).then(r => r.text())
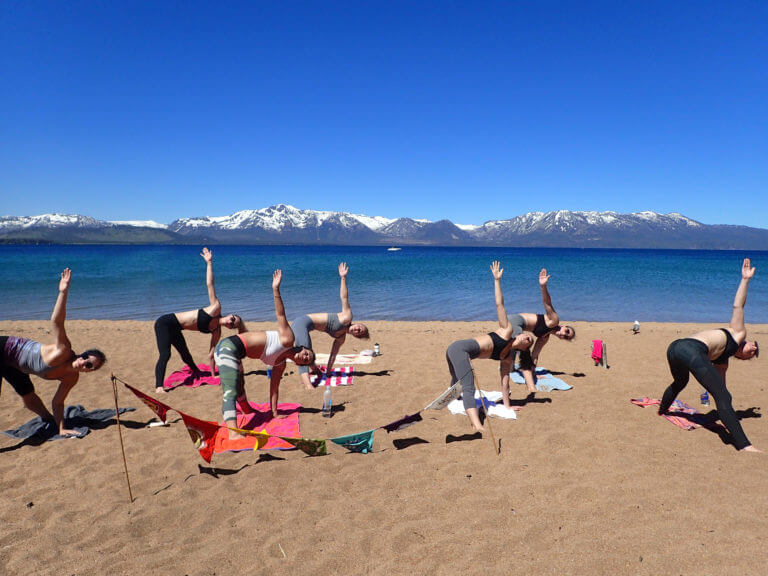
top-left (729, 258), bottom-right (754, 338)
top-left (201, 247), bottom-right (220, 309)
top-left (539, 269), bottom-right (559, 324)
top-left (491, 261), bottom-right (509, 329)
top-left (338, 262), bottom-right (352, 323)
top-left (50, 269), bottom-right (73, 353)
top-left (272, 270), bottom-right (294, 346)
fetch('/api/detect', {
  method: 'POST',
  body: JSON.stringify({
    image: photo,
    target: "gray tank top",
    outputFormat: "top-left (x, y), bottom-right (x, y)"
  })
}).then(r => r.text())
top-left (3, 337), bottom-right (54, 376)
top-left (508, 314), bottom-right (525, 338)
top-left (324, 313), bottom-right (346, 337)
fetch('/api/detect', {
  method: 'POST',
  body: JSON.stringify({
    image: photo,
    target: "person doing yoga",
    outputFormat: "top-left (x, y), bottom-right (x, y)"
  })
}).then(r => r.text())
top-left (214, 269), bottom-right (315, 439)
top-left (0, 269), bottom-right (106, 436)
top-left (291, 262), bottom-right (369, 389)
top-left (658, 258), bottom-right (760, 452)
top-left (444, 262), bottom-right (533, 432)
top-left (501, 268), bottom-right (575, 395)
top-left (153, 247), bottom-right (243, 393)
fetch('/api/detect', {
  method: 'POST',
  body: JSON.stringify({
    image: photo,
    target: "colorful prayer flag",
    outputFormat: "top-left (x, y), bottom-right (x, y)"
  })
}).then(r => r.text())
top-left (330, 429), bottom-right (375, 453)
top-left (381, 412), bottom-right (423, 433)
top-left (425, 383), bottom-right (462, 410)
top-left (226, 427), bottom-right (270, 451)
top-left (122, 382), bottom-right (172, 424)
top-left (281, 437), bottom-right (327, 456)
top-left (177, 411), bottom-right (222, 463)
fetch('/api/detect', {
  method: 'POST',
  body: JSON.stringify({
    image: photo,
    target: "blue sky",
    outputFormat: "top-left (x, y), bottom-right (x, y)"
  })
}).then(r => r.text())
top-left (1, 1), bottom-right (766, 227)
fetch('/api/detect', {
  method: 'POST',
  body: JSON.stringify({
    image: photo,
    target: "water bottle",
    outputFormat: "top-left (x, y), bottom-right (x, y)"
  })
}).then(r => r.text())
top-left (266, 365), bottom-right (272, 380)
top-left (322, 386), bottom-right (333, 418)
top-left (374, 343), bottom-right (380, 356)
top-left (632, 320), bottom-right (640, 334)
top-left (700, 390), bottom-right (709, 406)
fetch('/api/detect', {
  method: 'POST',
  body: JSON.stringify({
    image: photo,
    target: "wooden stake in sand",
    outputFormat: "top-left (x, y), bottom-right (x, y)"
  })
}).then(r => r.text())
top-left (111, 373), bottom-right (134, 503)
top-left (473, 370), bottom-right (500, 456)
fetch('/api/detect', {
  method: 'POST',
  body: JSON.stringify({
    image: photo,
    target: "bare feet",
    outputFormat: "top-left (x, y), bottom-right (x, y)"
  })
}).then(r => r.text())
top-left (155, 387), bottom-right (167, 394)
top-left (228, 430), bottom-right (247, 440)
top-left (741, 445), bottom-right (763, 453)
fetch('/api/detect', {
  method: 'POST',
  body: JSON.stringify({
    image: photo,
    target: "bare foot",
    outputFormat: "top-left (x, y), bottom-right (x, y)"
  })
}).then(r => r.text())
top-left (155, 387), bottom-right (167, 394)
top-left (472, 425), bottom-right (487, 434)
top-left (741, 445), bottom-right (763, 453)
top-left (228, 431), bottom-right (246, 440)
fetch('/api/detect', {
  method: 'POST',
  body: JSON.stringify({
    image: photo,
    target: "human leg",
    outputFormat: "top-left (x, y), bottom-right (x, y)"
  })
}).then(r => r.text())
top-left (446, 339), bottom-right (484, 431)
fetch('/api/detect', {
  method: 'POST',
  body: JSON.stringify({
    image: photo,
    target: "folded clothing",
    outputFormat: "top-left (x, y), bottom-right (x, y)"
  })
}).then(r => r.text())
top-left (447, 391), bottom-right (519, 420)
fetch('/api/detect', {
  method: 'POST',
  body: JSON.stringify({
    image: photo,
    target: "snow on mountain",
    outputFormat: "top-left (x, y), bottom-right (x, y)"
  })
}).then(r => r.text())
top-left (109, 220), bottom-right (168, 229)
top-left (0, 214), bottom-right (108, 230)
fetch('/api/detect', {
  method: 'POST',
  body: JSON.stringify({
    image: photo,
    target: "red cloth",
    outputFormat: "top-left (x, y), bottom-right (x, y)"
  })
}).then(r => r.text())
top-left (591, 340), bottom-right (603, 365)
top-left (214, 401), bottom-right (302, 453)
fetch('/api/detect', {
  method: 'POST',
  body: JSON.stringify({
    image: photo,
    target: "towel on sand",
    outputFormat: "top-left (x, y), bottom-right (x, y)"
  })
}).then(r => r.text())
top-left (510, 367), bottom-right (572, 391)
top-left (630, 397), bottom-right (722, 431)
top-left (163, 364), bottom-right (220, 390)
top-left (3, 405), bottom-right (136, 441)
top-left (213, 401), bottom-right (301, 453)
top-left (310, 366), bottom-right (354, 387)
top-left (447, 391), bottom-right (520, 420)
top-left (310, 353), bottom-right (373, 365)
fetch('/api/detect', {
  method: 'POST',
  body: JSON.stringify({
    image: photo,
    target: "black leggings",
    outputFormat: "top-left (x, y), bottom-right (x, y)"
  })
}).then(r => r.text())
top-left (660, 338), bottom-right (750, 450)
top-left (154, 314), bottom-right (197, 390)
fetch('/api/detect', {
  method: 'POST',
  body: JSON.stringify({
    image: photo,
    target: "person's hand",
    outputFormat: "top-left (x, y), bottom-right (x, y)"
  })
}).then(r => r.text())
top-left (742, 258), bottom-right (755, 280)
top-left (338, 262), bottom-right (349, 278)
top-left (490, 261), bottom-right (503, 280)
top-left (539, 268), bottom-right (550, 287)
top-left (201, 247), bottom-right (213, 263)
top-left (272, 269), bottom-right (282, 289)
top-left (741, 445), bottom-right (762, 453)
top-left (59, 268), bottom-right (72, 292)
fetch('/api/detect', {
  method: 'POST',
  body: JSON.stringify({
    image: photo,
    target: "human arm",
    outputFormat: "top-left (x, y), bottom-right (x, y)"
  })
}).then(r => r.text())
top-left (491, 261), bottom-right (509, 329)
top-left (51, 378), bottom-right (78, 436)
top-left (500, 357), bottom-right (513, 409)
top-left (729, 258), bottom-right (754, 337)
top-left (269, 363), bottom-right (287, 418)
top-left (530, 334), bottom-right (550, 366)
top-left (337, 262), bottom-right (353, 324)
top-left (272, 270), bottom-right (295, 346)
top-left (324, 334), bottom-right (347, 375)
top-left (201, 247), bottom-right (221, 310)
top-left (208, 329), bottom-right (221, 371)
top-left (50, 269), bottom-right (73, 353)
top-left (539, 269), bottom-right (559, 325)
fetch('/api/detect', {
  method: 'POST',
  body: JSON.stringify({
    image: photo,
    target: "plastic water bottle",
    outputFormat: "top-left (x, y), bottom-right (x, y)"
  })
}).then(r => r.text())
top-left (700, 390), bottom-right (710, 406)
top-left (322, 386), bottom-right (332, 418)
top-left (266, 365), bottom-right (272, 380)
top-left (374, 343), bottom-right (380, 356)
top-left (633, 320), bottom-right (640, 334)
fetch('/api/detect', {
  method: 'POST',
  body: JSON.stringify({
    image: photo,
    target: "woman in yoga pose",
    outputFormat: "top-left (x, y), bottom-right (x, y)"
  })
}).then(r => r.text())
top-left (0, 268), bottom-right (106, 436)
top-left (658, 258), bottom-right (760, 452)
top-left (444, 261), bottom-right (533, 432)
top-left (501, 268), bottom-right (575, 395)
top-left (291, 262), bottom-right (369, 389)
top-left (214, 269), bottom-right (314, 439)
top-left (153, 247), bottom-right (242, 393)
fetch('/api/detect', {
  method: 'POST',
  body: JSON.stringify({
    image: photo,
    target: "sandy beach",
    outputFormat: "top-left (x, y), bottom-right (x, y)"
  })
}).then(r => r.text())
top-left (1, 319), bottom-right (767, 575)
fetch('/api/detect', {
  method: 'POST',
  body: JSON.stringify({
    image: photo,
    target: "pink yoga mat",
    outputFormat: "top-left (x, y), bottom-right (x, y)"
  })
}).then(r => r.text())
top-left (164, 364), bottom-right (220, 390)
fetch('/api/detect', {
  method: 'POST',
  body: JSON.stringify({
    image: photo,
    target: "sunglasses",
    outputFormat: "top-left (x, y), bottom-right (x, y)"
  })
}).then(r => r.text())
top-left (80, 353), bottom-right (94, 369)
top-left (755, 341), bottom-right (760, 359)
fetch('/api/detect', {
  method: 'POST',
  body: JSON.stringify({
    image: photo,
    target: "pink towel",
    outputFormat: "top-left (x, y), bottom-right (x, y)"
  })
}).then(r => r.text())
top-left (630, 397), bottom-right (701, 430)
top-left (591, 340), bottom-right (603, 365)
top-left (163, 364), bottom-right (220, 390)
top-left (214, 401), bottom-right (301, 453)
top-left (310, 366), bottom-right (354, 387)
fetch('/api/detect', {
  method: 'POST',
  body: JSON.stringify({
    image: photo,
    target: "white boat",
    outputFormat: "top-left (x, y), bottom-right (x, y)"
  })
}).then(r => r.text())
top-left (387, 247), bottom-right (402, 252)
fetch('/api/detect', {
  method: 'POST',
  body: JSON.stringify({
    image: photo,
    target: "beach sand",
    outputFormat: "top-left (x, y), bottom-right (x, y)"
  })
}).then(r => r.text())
top-left (1, 319), bottom-right (768, 575)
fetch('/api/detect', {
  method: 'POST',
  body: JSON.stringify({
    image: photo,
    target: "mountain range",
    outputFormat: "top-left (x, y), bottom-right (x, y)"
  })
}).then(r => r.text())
top-left (1, 205), bottom-right (767, 249)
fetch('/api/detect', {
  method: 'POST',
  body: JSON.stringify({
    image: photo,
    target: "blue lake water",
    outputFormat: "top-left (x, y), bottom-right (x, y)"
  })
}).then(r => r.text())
top-left (0, 244), bottom-right (766, 323)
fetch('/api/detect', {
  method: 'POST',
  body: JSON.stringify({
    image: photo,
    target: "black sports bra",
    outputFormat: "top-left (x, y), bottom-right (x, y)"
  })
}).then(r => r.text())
top-left (712, 328), bottom-right (739, 364)
top-left (533, 314), bottom-right (554, 338)
top-left (488, 332), bottom-right (511, 360)
top-left (197, 308), bottom-right (216, 334)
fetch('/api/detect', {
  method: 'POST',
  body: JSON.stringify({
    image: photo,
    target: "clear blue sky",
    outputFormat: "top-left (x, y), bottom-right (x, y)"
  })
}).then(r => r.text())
top-left (1, 1), bottom-right (766, 227)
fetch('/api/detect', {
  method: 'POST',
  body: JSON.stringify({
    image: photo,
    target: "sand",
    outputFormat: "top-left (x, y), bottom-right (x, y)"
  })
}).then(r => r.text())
top-left (1, 319), bottom-right (768, 575)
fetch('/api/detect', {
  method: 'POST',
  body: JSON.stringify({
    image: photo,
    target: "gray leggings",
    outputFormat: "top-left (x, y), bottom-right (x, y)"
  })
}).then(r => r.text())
top-left (213, 338), bottom-right (247, 422)
top-left (446, 339), bottom-right (482, 410)
top-left (291, 315), bottom-right (314, 375)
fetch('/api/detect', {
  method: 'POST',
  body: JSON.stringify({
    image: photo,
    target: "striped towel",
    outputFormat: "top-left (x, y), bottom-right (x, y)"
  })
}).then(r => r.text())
top-left (630, 397), bottom-right (701, 430)
top-left (310, 366), bottom-right (354, 387)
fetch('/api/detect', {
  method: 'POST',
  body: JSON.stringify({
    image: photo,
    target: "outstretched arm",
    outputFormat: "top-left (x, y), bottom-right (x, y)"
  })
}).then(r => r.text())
top-left (530, 334), bottom-right (550, 365)
top-left (729, 258), bottom-right (754, 337)
top-left (208, 329), bottom-right (221, 371)
top-left (201, 248), bottom-right (221, 310)
top-left (272, 270), bottom-right (294, 346)
top-left (325, 334), bottom-right (347, 375)
top-left (539, 269), bottom-right (559, 325)
top-left (500, 357), bottom-right (513, 409)
top-left (52, 379), bottom-right (78, 436)
top-left (338, 262), bottom-right (352, 324)
top-left (491, 261), bottom-right (509, 329)
top-left (51, 269), bottom-right (73, 353)
top-left (269, 363), bottom-right (288, 418)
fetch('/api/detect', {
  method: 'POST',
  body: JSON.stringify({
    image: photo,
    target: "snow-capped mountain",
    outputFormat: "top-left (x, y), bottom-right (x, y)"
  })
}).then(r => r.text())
top-left (1, 205), bottom-right (766, 249)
